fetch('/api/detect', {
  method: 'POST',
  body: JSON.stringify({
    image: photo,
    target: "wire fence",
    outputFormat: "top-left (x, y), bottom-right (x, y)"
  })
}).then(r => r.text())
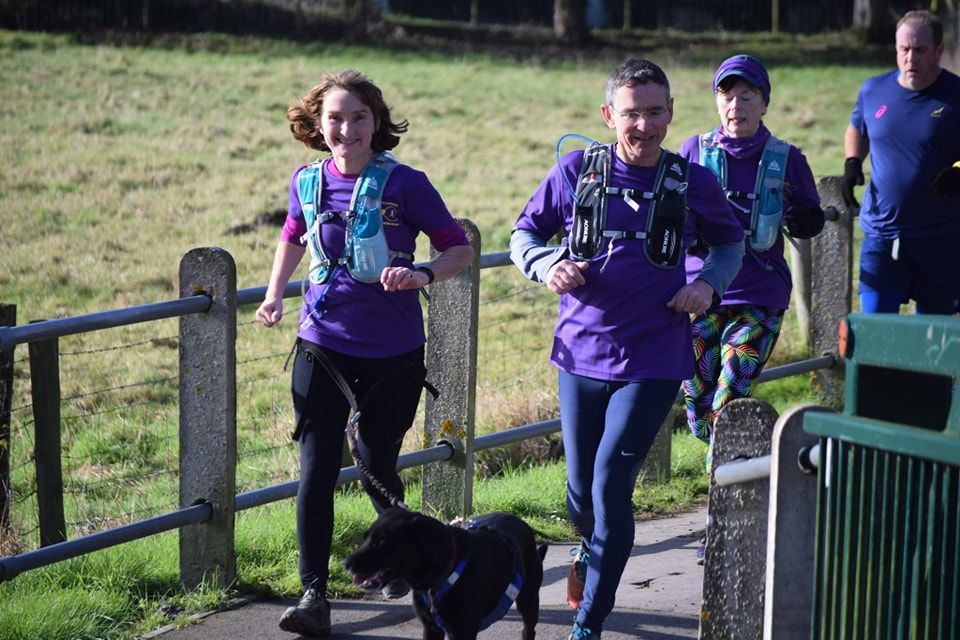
top-left (0, 264), bottom-right (562, 556)
top-left (0, 0), bottom-right (858, 35)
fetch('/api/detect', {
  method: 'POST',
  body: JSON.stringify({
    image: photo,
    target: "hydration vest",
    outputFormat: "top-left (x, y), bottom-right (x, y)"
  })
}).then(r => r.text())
top-left (699, 132), bottom-right (789, 252)
top-left (296, 152), bottom-right (413, 285)
top-left (565, 137), bottom-right (690, 270)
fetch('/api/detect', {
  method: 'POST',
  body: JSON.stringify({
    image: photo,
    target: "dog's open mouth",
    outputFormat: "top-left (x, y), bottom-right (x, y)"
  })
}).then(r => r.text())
top-left (350, 570), bottom-right (389, 593)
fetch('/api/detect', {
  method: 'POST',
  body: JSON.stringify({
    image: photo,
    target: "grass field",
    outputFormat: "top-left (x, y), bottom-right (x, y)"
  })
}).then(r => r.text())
top-left (0, 27), bottom-right (887, 639)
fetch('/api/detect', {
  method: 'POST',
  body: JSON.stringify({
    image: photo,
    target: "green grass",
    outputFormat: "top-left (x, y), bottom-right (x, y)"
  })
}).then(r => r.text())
top-left (0, 28), bottom-right (883, 639)
top-left (0, 431), bottom-right (706, 639)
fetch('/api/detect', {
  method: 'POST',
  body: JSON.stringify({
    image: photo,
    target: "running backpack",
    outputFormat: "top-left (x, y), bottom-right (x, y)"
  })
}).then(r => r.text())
top-left (296, 152), bottom-right (412, 285)
top-left (699, 133), bottom-right (789, 252)
top-left (566, 140), bottom-right (689, 270)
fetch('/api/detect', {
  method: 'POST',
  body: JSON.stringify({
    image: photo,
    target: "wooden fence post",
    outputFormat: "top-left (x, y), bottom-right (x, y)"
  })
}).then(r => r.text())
top-left (28, 323), bottom-right (66, 547)
top-left (423, 220), bottom-right (481, 520)
top-left (789, 238), bottom-right (812, 348)
top-left (178, 247), bottom-right (237, 590)
top-left (0, 304), bottom-right (16, 531)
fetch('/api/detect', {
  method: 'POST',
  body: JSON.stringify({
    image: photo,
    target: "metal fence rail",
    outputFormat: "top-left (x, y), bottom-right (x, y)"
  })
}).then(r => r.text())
top-left (0, 215), bottom-right (850, 586)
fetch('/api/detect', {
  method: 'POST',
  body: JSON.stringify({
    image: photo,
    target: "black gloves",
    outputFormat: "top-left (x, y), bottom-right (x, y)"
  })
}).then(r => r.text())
top-left (783, 206), bottom-right (826, 239)
top-left (842, 157), bottom-right (864, 208)
top-left (933, 162), bottom-right (960, 197)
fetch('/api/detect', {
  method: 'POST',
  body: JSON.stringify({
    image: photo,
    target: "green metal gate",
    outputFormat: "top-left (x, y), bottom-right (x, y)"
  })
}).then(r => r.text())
top-left (804, 314), bottom-right (960, 640)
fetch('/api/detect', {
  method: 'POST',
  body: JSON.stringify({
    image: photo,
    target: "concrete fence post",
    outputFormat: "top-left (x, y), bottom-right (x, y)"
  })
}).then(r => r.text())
top-left (810, 177), bottom-right (853, 407)
top-left (28, 324), bottom-right (66, 547)
top-left (637, 405), bottom-right (674, 486)
top-left (0, 304), bottom-right (15, 532)
top-left (422, 219), bottom-right (480, 520)
top-left (700, 397), bottom-right (778, 640)
top-left (763, 404), bottom-right (828, 640)
top-left (178, 247), bottom-right (237, 590)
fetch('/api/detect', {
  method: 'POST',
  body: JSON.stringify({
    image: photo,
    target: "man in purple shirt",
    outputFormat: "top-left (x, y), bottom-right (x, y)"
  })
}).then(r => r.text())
top-left (510, 58), bottom-right (743, 640)
top-left (843, 10), bottom-right (960, 314)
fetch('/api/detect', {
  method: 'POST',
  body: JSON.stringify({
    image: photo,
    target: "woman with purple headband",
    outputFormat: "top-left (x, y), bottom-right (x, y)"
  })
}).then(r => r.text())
top-left (678, 54), bottom-right (825, 561)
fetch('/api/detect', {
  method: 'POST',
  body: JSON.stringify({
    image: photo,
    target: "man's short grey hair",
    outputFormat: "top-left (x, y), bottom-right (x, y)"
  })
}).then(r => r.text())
top-left (605, 58), bottom-right (671, 105)
top-left (897, 9), bottom-right (943, 46)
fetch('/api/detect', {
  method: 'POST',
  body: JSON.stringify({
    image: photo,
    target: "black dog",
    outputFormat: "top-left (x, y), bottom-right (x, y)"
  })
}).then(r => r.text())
top-left (344, 507), bottom-right (548, 640)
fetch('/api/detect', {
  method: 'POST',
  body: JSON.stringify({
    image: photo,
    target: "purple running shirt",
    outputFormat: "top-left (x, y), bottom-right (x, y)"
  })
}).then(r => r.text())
top-left (679, 125), bottom-right (820, 310)
top-left (514, 148), bottom-right (743, 382)
top-left (279, 161), bottom-right (468, 358)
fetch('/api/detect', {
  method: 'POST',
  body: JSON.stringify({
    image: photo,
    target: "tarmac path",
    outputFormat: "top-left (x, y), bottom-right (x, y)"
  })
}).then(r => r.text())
top-left (150, 505), bottom-right (707, 640)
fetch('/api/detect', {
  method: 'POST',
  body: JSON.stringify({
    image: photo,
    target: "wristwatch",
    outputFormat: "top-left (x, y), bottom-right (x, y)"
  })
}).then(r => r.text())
top-left (415, 266), bottom-right (435, 284)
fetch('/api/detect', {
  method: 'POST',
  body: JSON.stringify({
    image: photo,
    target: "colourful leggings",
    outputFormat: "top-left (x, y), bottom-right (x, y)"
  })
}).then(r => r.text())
top-left (682, 304), bottom-right (784, 464)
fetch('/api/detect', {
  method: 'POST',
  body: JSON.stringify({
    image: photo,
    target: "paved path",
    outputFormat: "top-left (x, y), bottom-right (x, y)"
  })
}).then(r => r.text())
top-left (151, 506), bottom-right (706, 640)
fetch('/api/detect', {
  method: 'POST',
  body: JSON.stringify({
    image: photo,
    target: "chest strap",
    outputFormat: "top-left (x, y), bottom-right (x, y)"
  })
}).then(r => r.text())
top-left (417, 521), bottom-right (526, 633)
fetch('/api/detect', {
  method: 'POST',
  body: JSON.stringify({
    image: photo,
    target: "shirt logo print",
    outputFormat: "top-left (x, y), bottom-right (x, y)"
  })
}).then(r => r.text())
top-left (381, 201), bottom-right (400, 226)
top-left (874, 105), bottom-right (887, 118)
top-left (931, 106), bottom-right (944, 117)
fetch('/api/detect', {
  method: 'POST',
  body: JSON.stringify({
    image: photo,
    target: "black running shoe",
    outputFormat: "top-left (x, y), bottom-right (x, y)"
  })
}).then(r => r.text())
top-left (278, 587), bottom-right (331, 637)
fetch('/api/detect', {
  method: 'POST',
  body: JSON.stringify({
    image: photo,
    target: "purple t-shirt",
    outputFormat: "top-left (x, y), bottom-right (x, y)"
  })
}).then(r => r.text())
top-left (851, 69), bottom-right (960, 239)
top-left (679, 127), bottom-right (820, 309)
top-left (280, 160), bottom-right (468, 358)
top-left (514, 147), bottom-right (743, 382)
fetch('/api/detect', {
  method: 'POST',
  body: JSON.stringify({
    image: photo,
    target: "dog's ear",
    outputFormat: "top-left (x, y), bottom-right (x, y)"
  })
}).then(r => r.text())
top-left (409, 515), bottom-right (452, 572)
top-left (411, 514), bottom-right (441, 541)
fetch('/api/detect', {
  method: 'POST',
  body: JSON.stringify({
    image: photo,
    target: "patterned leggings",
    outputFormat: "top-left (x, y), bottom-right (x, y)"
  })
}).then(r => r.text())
top-left (682, 304), bottom-right (784, 466)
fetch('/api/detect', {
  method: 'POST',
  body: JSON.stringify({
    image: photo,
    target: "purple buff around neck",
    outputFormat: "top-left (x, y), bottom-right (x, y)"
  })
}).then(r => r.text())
top-left (713, 54), bottom-right (771, 104)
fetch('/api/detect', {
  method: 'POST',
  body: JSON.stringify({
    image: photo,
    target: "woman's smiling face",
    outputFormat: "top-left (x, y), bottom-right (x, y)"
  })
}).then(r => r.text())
top-left (321, 88), bottom-right (376, 173)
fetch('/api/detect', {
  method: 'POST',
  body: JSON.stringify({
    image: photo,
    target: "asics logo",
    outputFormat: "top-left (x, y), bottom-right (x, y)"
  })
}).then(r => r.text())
top-left (931, 106), bottom-right (944, 117)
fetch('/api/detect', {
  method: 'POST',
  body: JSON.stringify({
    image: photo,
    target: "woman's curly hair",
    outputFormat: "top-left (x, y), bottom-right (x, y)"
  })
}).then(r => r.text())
top-left (287, 70), bottom-right (408, 152)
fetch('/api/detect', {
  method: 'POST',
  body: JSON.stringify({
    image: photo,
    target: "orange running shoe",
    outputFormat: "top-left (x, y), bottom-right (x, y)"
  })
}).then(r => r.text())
top-left (566, 542), bottom-right (590, 609)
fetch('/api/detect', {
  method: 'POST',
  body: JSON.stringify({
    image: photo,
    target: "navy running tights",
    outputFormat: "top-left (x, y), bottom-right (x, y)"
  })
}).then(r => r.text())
top-left (291, 341), bottom-right (425, 591)
top-left (559, 371), bottom-right (680, 631)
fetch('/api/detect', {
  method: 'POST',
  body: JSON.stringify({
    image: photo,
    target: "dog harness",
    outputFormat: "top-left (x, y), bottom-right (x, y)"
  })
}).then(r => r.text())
top-left (560, 134), bottom-right (690, 271)
top-left (417, 521), bottom-right (524, 633)
top-left (699, 131), bottom-right (789, 252)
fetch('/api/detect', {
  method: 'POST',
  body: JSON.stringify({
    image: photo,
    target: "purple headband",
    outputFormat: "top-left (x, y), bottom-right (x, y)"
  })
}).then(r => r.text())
top-left (713, 54), bottom-right (771, 104)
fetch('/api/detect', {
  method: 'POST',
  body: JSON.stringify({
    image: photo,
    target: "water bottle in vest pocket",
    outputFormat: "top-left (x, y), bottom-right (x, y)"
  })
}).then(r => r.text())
top-left (750, 174), bottom-right (784, 252)
top-left (346, 192), bottom-right (392, 283)
top-left (643, 157), bottom-right (689, 269)
top-left (344, 154), bottom-right (398, 283)
top-left (569, 144), bottom-right (610, 261)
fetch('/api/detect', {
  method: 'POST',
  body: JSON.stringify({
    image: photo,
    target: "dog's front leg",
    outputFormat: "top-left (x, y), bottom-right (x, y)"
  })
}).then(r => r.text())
top-left (421, 624), bottom-right (444, 640)
top-left (516, 582), bottom-right (541, 640)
